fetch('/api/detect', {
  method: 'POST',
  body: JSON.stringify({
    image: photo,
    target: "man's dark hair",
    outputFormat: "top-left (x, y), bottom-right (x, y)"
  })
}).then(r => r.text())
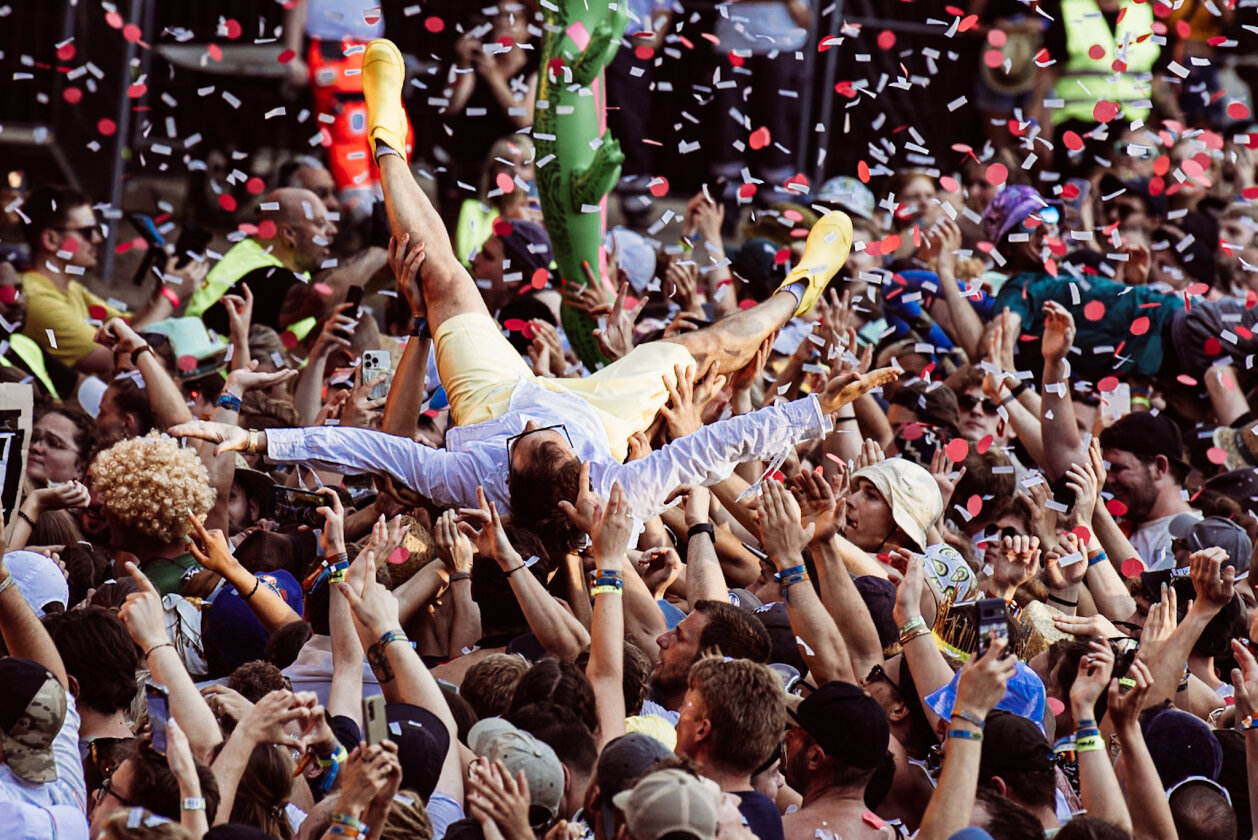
top-left (1053, 816), bottom-right (1132, 840)
top-left (127, 740), bottom-right (221, 823)
top-left (442, 684), bottom-right (479, 744)
top-left (577, 641), bottom-right (651, 716)
top-left (1169, 781), bottom-right (1237, 840)
top-left (509, 702), bottom-right (598, 779)
top-left (471, 529), bottom-right (550, 635)
top-left (972, 787), bottom-right (1045, 840)
top-left (693, 600), bottom-right (771, 662)
top-left (509, 657), bottom-right (597, 733)
top-left (43, 607), bottom-right (139, 714)
top-left (22, 185), bottom-right (93, 250)
top-left (106, 376), bottom-right (155, 438)
top-left (508, 450), bottom-right (583, 556)
top-left (227, 660), bottom-right (288, 703)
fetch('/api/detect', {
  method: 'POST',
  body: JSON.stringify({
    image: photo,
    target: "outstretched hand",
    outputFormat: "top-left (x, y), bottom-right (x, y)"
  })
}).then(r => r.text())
top-left (168, 420), bottom-right (250, 455)
top-left (817, 367), bottom-right (899, 415)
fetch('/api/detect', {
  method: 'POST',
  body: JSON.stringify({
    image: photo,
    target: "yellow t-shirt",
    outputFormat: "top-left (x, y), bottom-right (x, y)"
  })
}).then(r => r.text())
top-left (21, 270), bottom-right (121, 366)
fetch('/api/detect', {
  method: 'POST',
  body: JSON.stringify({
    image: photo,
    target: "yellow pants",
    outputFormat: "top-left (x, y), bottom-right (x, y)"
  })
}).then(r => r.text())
top-left (433, 312), bottom-right (694, 462)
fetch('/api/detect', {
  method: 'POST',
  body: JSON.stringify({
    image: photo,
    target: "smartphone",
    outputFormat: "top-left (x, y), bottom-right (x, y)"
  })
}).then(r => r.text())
top-left (362, 349), bottom-right (391, 401)
top-left (173, 221), bottom-right (212, 270)
top-left (146, 684), bottom-right (170, 756)
top-left (272, 486), bottom-right (327, 527)
top-left (975, 598), bottom-right (1010, 659)
top-left (362, 695), bottom-right (388, 746)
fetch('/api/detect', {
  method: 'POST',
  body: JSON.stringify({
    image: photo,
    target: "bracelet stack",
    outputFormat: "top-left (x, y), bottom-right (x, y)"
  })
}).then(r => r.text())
top-left (1075, 734), bottom-right (1104, 753)
top-left (952, 710), bottom-right (986, 729)
top-left (591, 569), bottom-right (624, 597)
top-left (1087, 549), bottom-right (1108, 567)
top-left (773, 564), bottom-right (809, 588)
top-left (316, 743), bottom-right (349, 792)
top-left (328, 813), bottom-right (370, 838)
top-left (325, 561), bottom-right (350, 586)
top-left (898, 615), bottom-right (931, 646)
top-left (947, 728), bottom-right (983, 742)
top-left (1239, 715), bottom-right (1258, 733)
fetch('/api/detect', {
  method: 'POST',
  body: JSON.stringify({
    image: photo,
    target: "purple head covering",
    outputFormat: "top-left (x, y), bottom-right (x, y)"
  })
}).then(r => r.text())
top-left (980, 184), bottom-right (1049, 243)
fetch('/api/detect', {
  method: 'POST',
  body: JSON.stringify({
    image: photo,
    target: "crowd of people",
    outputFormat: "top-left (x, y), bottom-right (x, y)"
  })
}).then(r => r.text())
top-left (5, 1), bottom-right (1258, 840)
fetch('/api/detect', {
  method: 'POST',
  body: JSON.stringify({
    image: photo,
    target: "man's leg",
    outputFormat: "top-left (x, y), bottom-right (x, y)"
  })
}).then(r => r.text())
top-left (667, 210), bottom-right (854, 374)
top-left (362, 40), bottom-right (489, 334)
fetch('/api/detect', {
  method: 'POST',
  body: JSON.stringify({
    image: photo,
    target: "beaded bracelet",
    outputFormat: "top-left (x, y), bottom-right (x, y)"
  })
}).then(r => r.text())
top-left (591, 585), bottom-right (624, 597)
top-left (1075, 735), bottom-right (1104, 753)
top-left (216, 391), bottom-right (243, 412)
top-left (774, 564), bottom-right (807, 583)
top-left (1087, 550), bottom-right (1108, 567)
top-left (947, 728), bottom-right (983, 742)
top-left (951, 710), bottom-right (986, 729)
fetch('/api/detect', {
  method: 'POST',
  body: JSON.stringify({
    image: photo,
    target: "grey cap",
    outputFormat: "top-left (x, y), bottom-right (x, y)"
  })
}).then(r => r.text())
top-left (469, 717), bottom-right (565, 823)
top-left (1169, 514), bottom-right (1252, 574)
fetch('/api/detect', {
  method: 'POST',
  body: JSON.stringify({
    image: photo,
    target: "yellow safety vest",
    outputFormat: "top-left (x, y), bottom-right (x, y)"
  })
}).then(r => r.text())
top-left (1052, 0), bottom-right (1158, 124)
top-left (0, 333), bottom-right (58, 399)
top-left (456, 199), bottom-right (499, 268)
top-left (184, 237), bottom-right (316, 342)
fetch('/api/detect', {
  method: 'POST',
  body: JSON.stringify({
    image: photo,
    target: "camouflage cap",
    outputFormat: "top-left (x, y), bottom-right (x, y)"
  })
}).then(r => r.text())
top-left (0, 658), bottom-right (65, 783)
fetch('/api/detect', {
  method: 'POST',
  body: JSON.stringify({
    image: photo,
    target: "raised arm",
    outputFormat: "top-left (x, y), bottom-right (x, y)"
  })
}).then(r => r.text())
top-left (892, 550), bottom-right (956, 733)
top-left (1068, 640), bottom-right (1133, 834)
top-left (0, 546), bottom-right (67, 687)
top-left (1038, 302), bottom-right (1088, 480)
top-left (585, 483), bottom-right (634, 746)
top-left (185, 513), bottom-right (301, 632)
top-left (674, 486), bottom-right (730, 605)
top-left (760, 479), bottom-right (856, 684)
top-left (1108, 659), bottom-right (1176, 840)
top-left (929, 218), bottom-right (986, 361)
top-left (434, 510), bottom-right (482, 660)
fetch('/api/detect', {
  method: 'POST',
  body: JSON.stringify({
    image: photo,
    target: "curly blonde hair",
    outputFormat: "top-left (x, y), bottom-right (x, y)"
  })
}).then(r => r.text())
top-left (89, 434), bottom-right (215, 543)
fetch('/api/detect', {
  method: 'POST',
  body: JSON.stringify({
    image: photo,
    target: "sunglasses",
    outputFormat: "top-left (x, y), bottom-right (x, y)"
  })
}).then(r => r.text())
top-left (56, 222), bottom-right (104, 241)
top-left (505, 423), bottom-right (571, 483)
top-left (957, 394), bottom-right (998, 415)
top-left (85, 736), bottom-right (135, 793)
top-left (864, 663), bottom-right (904, 697)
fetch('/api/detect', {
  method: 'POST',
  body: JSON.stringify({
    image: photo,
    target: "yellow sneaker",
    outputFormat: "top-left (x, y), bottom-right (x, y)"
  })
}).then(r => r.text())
top-left (362, 39), bottom-right (408, 161)
top-left (776, 210), bottom-right (853, 317)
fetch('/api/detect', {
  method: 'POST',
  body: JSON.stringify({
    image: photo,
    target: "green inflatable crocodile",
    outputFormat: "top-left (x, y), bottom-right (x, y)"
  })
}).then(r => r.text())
top-left (532, 0), bottom-right (628, 369)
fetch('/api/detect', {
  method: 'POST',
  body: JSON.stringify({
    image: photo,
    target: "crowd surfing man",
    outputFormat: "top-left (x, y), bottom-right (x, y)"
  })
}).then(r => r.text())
top-left (15, 5), bottom-right (1258, 840)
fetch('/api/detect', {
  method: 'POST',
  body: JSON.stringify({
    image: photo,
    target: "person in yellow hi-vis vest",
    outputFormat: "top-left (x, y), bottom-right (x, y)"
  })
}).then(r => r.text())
top-left (185, 186), bottom-right (388, 344)
top-left (1026, 0), bottom-right (1165, 177)
top-left (0, 259), bottom-right (72, 400)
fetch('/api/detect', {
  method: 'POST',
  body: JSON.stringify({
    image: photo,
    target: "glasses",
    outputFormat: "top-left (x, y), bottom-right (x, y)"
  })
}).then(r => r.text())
top-left (957, 394), bottom-right (998, 415)
top-left (56, 223), bottom-right (104, 241)
top-left (85, 736), bottom-right (134, 793)
top-left (95, 774), bottom-right (138, 809)
top-left (1166, 775), bottom-right (1232, 806)
top-left (31, 428), bottom-right (75, 452)
top-left (505, 423), bottom-right (571, 483)
top-left (864, 663), bottom-right (903, 697)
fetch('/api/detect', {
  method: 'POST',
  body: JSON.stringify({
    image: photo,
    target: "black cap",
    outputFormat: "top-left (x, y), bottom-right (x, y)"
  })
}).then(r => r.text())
top-left (753, 602), bottom-right (807, 675)
top-left (386, 702), bottom-right (451, 801)
top-left (1099, 411), bottom-right (1188, 472)
top-left (498, 220), bottom-right (552, 276)
top-left (891, 380), bottom-right (961, 436)
top-left (1203, 468), bottom-right (1258, 512)
top-left (978, 710), bottom-right (1053, 775)
top-left (790, 681), bottom-right (890, 769)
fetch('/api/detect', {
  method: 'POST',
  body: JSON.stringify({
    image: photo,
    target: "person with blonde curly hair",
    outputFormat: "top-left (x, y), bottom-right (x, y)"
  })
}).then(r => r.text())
top-left (88, 434), bottom-right (216, 595)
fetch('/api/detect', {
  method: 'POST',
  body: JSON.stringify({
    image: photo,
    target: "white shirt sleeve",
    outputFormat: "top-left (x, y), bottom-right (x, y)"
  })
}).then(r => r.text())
top-left (265, 426), bottom-right (479, 508)
top-left (608, 396), bottom-right (832, 519)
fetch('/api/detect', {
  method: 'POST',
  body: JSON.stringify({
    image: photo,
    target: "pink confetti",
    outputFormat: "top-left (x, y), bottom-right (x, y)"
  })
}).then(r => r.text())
top-left (97, 118), bottom-right (117, 136)
top-left (122, 23), bottom-right (142, 42)
top-left (940, 176), bottom-right (959, 192)
top-left (987, 28), bottom-right (1007, 47)
top-left (901, 423), bottom-right (924, 441)
top-left (387, 546), bottom-right (409, 564)
top-left (1176, 374), bottom-right (1198, 387)
top-left (1097, 376), bottom-right (1119, 393)
top-left (88, 305), bottom-right (108, 321)
top-left (648, 176), bottom-right (669, 197)
top-left (1207, 447), bottom-right (1229, 465)
top-left (738, 183), bottom-right (757, 199)
top-left (176, 354), bottom-right (199, 373)
top-left (1093, 100), bottom-right (1119, 122)
top-left (1083, 300), bottom-right (1106, 321)
top-left (985, 163), bottom-right (1008, 186)
top-left (945, 437), bottom-right (969, 462)
top-left (634, 45), bottom-right (654, 61)
top-left (983, 49), bottom-right (1005, 69)
top-left (1071, 526), bottom-right (1092, 544)
top-left (207, 44), bottom-right (223, 62)
top-left (1204, 337), bottom-right (1222, 357)
top-left (277, 49), bottom-right (297, 64)
top-left (105, 11), bottom-right (123, 29)
top-left (495, 172), bottom-right (515, 193)
top-left (876, 30), bottom-right (896, 50)
top-left (1047, 697), bottom-right (1066, 716)
top-left (1062, 131), bottom-right (1084, 151)
top-left (246, 177), bottom-right (265, 195)
top-left (224, 18), bottom-right (243, 39)
top-left (127, 83), bottom-right (146, 98)
top-left (424, 16), bottom-right (444, 33)
top-left (280, 330), bottom-right (299, 350)
top-left (749, 126), bottom-right (771, 150)
top-left (977, 434), bottom-right (992, 454)
top-left (257, 220), bottom-right (277, 239)
top-left (1120, 557), bottom-right (1145, 578)
top-left (219, 194), bottom-right (238, 212)
top-left (492, 218), bottom-right (515, 237)
top-left (313, 282), bottom-right (334, 296)
top-left (1087, 44), bottom-right (1105, 60)
top-left (966, 494), bottom-right (983, 517)
top-left (63, 87), bottom-right (82, 105)
top-left (57, 43), bottom-right (76, 62)
top-left (531, 268), bottom-right (549, 289)
top-left (857, 161), bottom-right (870, 183)
top-left (1130, 316), bottom-right (1150, 336)
top-left (1229, 102), bottom-right (1251, 121)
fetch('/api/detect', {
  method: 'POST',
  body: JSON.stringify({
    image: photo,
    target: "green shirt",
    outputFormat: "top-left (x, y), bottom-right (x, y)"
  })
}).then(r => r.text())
top-left (141, 554), bottom-right (202, 597)
top-left (993, 271), bottom-right (1185, 379)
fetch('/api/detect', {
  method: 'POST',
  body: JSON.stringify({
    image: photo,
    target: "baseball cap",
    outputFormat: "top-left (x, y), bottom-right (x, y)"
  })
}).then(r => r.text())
top-left (1203, 468), bottom-right (1258, 511)
top-left (815, 176), bottom-right (876, 220)
top-left (203, 569), bottom-right (303, 674)
top-left (979, 185), bottom-right (1050, 244)
top-left (498, 220), bottom-right (553, 276)
top-left (851, 458), bottom-right (943, 552)
top-left (611, 768), bottom-right (720, 840)
top-left (596, 733), bottom-right (673, 834)
top-left (1143, 706), bottom-right (1223, 787)
top-left (386, 702), bottom-right (451, 801)
top-left (469, 717), bottom-right (564, 825)
top-left (0, 658), bottom-right (66, 783)
top-left (605, 227), bottom-right (657, 294)
top-left (891, 379), bottom-right (961, 436)
top-left (140, 317), bottom-right (228, 379)
top-left (1168, 514), bottom-right (1252, 573)
top-left (4, 551), bottom-right (68, 617)
top-left (1100, 412), bottom-right (1190, 473)
top-left (788, 681), bottom-right (890, 769)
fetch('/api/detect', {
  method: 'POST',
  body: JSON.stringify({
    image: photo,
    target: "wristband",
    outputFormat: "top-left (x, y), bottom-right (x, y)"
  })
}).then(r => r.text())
top-left (449, 571), bottom-right (471, 583)
top-left (145, 641), bottom-right (175, 658)
top-left (239, 577), bottom-right (261, 601)
top-left (773, 564), bottom-right (808, 583)
top-left (591, 584), bottom-right (624, 596)
top-left (180, 797), bottom-right (206, 812)
top-left (244, 429), bottom-right (264, 456)
top-left (379, 629), bottom-right (409, 650)
top-left (687, 522), bottom-right (715, 543)
top-left (898, 615), bottom-right (927, 637)
top-left (778, 572), bottom-right (809, 589)
top-left (130, 344), bottom-right (155, 365)
top-left (999, 392), bottom-right (1017, 407)
top-left (216, 391), bottom-right (243, 412)
top-left (1047, 594), bottom-right (1078, 608)
top-left (159, 287), bottom-right (181, 307)
top-left (899, 626), bottom-right (932, 646)
top-left (326, 561), bottom-right (350, 585)
top-left (1075, 735), bottom-right (1104, 752)
top-left (1087, 550), bottom-right (1108, 567)
top-left (316, 743), bottom-right (348, 792)
top-left (1239, 715), bottom-right (1258, 732)
top-left (505, 563), bottom-right (528, 577)
top-left (1074, 727), bottom-right (1101, 741)
top-left (947, 728), bottom-right (983, 742)
top-left (1008, 381), bottom-right (1028, 398)
top-left (593, 569), bottom-right (624, 581)
top-left (951, 710), bottom-right (986, 729)
top-left (17, 510), bottom-right (36, 528)
top-left (1075, 718), bottom-right (1097, 730)
top-left (411, 317), bottom-right (431, 339)
top-left (592, 577), bottom-right (625, 590)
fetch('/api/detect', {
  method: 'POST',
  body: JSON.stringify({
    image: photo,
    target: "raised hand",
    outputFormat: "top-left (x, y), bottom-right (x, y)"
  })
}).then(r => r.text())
top-left (637, 547), bottom-right (683, 599)
top-left (664, 259), bottom-right (702, 314)
top-left (852, 437), bottom-right (887, 472)
top-left (338, 550), bottom-right (403, 645)
top-left (1189, 546), bottom-right (1236, 612)
top-left (557, 463), bottom-right (598, 536)
top-left (589, 482), bottom-right (635, 567)
top-left (468, 758), bottom-right (534, 840)
top-left (929, 446), bottom-right (967, 512)
top-left (310, 303), bottom-right (356, 362)
top-left (168, 420), bottom-right (250, 455)
top-left (590, 280), bottom-right (647, 361)
top-left (184, 512), bottom-right (238, 577)
top-left (314, 487), bottom-right (346, 557)
top-left (817, 367), bottom-right (900, 415)
top-left (225, 359), bottom-right (300, 395)
top-left (1041, 300), bottom-right (1076, 363)
top-left (1141, 583), bottom-right (1177, 644)
top-left (1043, 532), bottom-right (1087, 591)
top-left (1231, 639), bottom-right (1258, 720)
top-left (118, 562), bottom-right (173, 654)
top-left (387, 233), bottom-right (427, 319)
top-left (1069, 638), bottom-right (1115, 716)
top-left (891, 549), bottom-right (926, 626)
top-left (221, 284), bottom-right (255, 344)
top-left (1064, 460), bottom-right (1100, 532)
top-left (759, 479), bottom-right (814, 565)
top-left (953, 636), bottom-right (1017, 720)
top-left (458, 486), bottom-right (522, 569)
top-left (988, 534), bottom-right (1040, 598)
top-left (659, 363), bottom-right (726, 438)
top-left (527, 319), bottom-right (568, 378)
top-left (1107, 658), bottom-right (1152, 733)
top-left (435, 509), bottom-right (475, 575)
top-left (26, 480), bottom-right (91, 515)
top-left (791, 469), bottom-right (840, 542)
